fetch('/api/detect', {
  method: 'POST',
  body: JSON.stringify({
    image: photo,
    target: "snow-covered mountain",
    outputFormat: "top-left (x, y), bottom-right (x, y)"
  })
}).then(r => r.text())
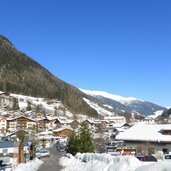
top-left (81, 89), bottom-right (141, 105)
top-left (80, 89), bottom-right (167, 117)
top-left (0, 89), bottom-right (167, 119)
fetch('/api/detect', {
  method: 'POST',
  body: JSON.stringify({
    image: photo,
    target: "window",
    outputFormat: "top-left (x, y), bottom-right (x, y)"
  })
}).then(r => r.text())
top-left (163, 148), bottom-right (169, 154)
top-left (2, 149), bottom-right (8, 154)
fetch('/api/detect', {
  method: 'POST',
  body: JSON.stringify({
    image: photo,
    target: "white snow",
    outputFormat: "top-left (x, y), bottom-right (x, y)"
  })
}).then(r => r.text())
top-left (3, 92), bottom-right (73, 116)
top-left (80, 89), bottom-right (142, 105)
top-left (148, 110), bottom-right (164, 118)
top-left (11, 93), bottom-right (60, 113)
top-left (116, 123), bottom-right (171, 142)
top-left (135, 161), bottom-right (171, 171)
top-left (59, 153), bottom-right (171, 171)
top-left (103, 104), bottom-right (113, 109)
top-left (83, 98), bottom-right (114, 116)
top-left (14, 158), bottom-right (43, 171)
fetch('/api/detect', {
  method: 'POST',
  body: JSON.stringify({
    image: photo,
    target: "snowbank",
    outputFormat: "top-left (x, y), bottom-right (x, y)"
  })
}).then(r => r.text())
top-left (59, 153), bottom-right (171, 171)
top-left (14, 158), bottom-right (43, 171)
top-left (135, 161), bottom-right (171, 171)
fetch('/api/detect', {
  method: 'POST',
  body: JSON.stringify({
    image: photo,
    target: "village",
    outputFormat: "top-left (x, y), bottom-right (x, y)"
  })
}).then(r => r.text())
top-left (0, 103), bottom-right (171, 169)
top-left (0, 92), bottom-right (170, 170)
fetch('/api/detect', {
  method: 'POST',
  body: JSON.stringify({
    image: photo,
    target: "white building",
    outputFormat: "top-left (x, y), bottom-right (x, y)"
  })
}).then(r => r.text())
top-left (116, 123), bottom-right (171, 156)
top-left (104, 116), bottom-right (126, 125)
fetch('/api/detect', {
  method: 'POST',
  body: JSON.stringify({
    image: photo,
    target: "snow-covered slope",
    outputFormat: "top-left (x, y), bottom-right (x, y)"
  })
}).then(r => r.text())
top-left (83, 98), bottom-right (114, 116)
top-left (0, 91), bottom-right (73, 118)
top-left (80, 89), bottom-right (167, 116)
top-left (80, 89), bottom-right (140, 105)
top-left (148, 110), bottom-right (164, 119)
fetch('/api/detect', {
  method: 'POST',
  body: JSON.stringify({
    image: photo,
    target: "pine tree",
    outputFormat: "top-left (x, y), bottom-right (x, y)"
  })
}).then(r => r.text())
top-left (67, 134), bottom-right (80, 156)
top-left (79, 123), bottom-right (95, 153)
top-left (67, 123), bottom-right (95, 155)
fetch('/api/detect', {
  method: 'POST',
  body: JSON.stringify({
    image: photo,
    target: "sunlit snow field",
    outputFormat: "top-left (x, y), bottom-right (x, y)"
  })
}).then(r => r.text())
top-left (59, 153), bottom-right (171, 171)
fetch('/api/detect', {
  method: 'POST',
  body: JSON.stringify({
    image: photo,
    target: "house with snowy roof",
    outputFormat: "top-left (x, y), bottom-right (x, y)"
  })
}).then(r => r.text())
top-left (34, 112), bottom-right (45, 118)
top-left (103, 116), bottom-right (126, 125)
top-left (81, 119), bottom-right (96, 129)
top-left (52, 127), bottom-right (73, 138)
top-left (7, 116), bottom-right (37, 132)
top-left (36, 116), bottom-right (57, 132)
top-left (54, 117), bottom-right (73, 128)
top-left (108, 123), bottom-right (131, 139)
top-left (70, 120), bottom-right (80, 129)
top-left (116, 123), bottom-right (171, 155)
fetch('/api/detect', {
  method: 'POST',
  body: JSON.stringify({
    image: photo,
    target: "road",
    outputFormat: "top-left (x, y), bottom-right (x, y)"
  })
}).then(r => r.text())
top-left (37, 146), bottom-right (65, 171)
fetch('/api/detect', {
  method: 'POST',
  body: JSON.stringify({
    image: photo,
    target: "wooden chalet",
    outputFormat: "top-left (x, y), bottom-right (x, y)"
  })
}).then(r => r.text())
top-left (54, 117), bottom-right (72, 128)
top-left (37, 117), bottom-right (50, 132)
top-left (53, 128), bottom-right (73, 137)
top-left (7, 116), bottom-right (37, 132)
top-left (70, 120), bottom-right (80, 129)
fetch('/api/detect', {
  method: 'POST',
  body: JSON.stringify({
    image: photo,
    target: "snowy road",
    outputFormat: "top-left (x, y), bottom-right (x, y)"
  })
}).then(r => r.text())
top-left (37, 146), bottom-right (64, 171)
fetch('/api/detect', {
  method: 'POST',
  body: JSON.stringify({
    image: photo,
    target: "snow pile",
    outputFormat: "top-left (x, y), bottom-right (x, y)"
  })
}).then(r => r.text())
top-left (59, 153), bottom-right (171, 171)
top-left (14, 158), bottom-right (43, 171)
top-left (135, 161), bottom-right (171, 171)
top-left (59, 153), bottom-right (141, 171)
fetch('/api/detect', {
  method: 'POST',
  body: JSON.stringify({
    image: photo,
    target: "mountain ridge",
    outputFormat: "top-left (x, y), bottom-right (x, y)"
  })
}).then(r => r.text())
top-left (0, 35), bottom-right (167, 118)
top-left (80, 89), bottom-right (142, 105)
top-left (80, 89), bottom-right (167, 116)
top-left (0, 35), bottom-right (98, 117)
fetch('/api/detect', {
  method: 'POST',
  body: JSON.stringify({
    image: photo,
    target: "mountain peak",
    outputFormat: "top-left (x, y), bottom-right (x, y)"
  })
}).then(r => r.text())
top-left (80, 89), bottom-right (140, 105)
top-left (80, 88), bottom-right (166, 116)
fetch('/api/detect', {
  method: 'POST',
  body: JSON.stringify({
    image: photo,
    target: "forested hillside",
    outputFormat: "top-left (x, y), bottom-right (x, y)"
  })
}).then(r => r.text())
top-left (0, 35), bottom-right (97, 117)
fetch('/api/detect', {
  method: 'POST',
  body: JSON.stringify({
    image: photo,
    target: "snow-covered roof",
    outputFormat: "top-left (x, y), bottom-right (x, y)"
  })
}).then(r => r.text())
top-left (56, 117), bottom-right (73, 124)
top-left (116, 123), bottom-right (171, 142)
top-left (108, 123), bottom-right (128, 128)
top-left (36, 116), bottom-right (58, 121)
top-left (53, 127), bottom-right (73, 132)
top-left (7, 115), bottom-right (37, 122)
top-left (38, 131), bottom-right (53, 136)
top-left (83, 119), bottom-right (96, 124)
top-left (112, 127), bottom-right (126, 132)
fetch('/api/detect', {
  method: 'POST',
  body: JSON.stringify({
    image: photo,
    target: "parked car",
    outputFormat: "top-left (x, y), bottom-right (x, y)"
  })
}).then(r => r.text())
top-left (163, 154), bottom-right (171, 160)
top-left (56, 144), bottom-right (66, 152)
top-left (36, 150), bottom-right (50, 158)
top-left (0, 160), bottom-right (6, 171)
top-left (58, 145), bottom-right (66, 152)
top-left (136, 155), bottom-right (157, 162)
top-left (0, 157), bottom-right (12, 171)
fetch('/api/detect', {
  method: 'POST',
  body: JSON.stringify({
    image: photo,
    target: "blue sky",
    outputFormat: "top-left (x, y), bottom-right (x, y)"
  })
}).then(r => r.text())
top-left (1, 0), bottom-right (171, 107)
